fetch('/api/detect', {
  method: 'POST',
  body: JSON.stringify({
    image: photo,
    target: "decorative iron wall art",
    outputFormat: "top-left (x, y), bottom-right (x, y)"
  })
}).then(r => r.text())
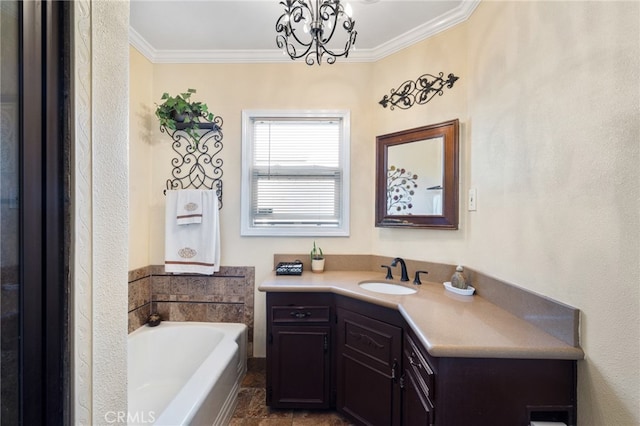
top-left (162, 116), bottom-right (224, 209)
top-left (379, 72), bottom-right (459, 111)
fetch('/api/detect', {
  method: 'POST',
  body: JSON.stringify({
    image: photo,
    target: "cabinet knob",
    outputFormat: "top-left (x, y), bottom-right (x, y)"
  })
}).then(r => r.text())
top-left (409, 353), bottom-right (422, 369)
top-left (290, 311), bottom-right (311, 319)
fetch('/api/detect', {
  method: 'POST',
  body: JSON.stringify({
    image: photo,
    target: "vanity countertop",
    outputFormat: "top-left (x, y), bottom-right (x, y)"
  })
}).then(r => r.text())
top-left (259, 271), bottom-right (584, 360)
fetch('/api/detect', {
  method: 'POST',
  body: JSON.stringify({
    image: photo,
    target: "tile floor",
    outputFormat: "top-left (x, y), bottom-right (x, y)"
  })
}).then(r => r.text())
top-left (230, 359), bottom-right (353, 426)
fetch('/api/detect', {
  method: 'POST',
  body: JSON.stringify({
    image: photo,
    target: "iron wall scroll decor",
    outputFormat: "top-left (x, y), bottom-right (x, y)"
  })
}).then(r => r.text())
top-left (379, 72), bottom-right (459, 110)
top-left (162, 116), bottom-right (224, 209)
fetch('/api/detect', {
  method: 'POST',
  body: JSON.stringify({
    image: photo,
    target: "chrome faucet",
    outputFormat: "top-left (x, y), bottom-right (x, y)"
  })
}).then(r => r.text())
top-left (391, 257), bottom-right (409, 282)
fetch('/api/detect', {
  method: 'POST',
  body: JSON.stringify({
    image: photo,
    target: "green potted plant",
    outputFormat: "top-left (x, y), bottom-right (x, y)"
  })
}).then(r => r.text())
top-left (310, 241), bottom-right (325, 273)
top-left (155, 88), bottom-right (214, 148)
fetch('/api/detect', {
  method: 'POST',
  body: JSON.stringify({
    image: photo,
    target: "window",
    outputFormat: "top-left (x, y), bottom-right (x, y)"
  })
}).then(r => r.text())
top-left (241, 110), bottom-right (350, 236)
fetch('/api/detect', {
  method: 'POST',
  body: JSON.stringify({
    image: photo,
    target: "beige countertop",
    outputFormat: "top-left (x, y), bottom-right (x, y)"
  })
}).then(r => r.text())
top-left (259, 271), bottom-right (584, 360)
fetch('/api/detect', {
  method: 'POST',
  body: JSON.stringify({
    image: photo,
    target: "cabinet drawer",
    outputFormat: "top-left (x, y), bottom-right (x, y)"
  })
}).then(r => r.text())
top-left (272, 305), bottom-right (331, 323)
top-left (406, 334), bottom-right (435, 398)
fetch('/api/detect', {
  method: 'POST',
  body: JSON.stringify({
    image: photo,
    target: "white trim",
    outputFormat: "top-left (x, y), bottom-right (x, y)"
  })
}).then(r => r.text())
top-left (367, 0), bottom-right (481, 62)
top-left (129, 0), bottom-right (480, 64)
top-left (73, 1), bottom-right (130, 423)
top-left (240, 110), bottom-right (351, 237)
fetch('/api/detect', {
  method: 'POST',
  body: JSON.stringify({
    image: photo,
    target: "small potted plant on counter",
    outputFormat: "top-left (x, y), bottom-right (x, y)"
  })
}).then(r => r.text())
top-left (155, 88), bottom-right (215, 148)
top-left (310, 241), bottom-right (325, 273)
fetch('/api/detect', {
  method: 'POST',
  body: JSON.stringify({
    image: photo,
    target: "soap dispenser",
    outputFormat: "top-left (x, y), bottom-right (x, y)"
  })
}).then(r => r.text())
top-left (450, 265), bottom-right (468, 289)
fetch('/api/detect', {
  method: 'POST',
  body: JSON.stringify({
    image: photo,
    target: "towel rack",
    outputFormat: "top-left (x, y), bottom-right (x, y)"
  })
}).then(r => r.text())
top-left (161, 115), bottom-right (223, 209)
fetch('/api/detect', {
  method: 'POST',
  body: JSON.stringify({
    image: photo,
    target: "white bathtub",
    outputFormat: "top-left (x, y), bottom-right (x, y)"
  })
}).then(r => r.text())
top-left (128, 321), bottom-right (247, 426)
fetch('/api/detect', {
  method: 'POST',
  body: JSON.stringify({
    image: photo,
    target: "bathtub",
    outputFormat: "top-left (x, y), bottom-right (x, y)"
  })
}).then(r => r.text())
top-left (128, 321), bottom-right (247, 426)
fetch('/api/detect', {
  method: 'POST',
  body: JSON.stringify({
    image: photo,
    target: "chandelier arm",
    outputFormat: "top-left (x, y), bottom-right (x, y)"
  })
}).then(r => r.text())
top-left (276, 1), bottom-right (318, 60)
top-left (276, 0), bottom-right (356, 65)
top-left (306, 51), bottom-right (322, 66)
top-left (319, 29), bottom-right (356, 58)
top-left (317, 2), bottom-right (339, 44)
top-left (278, 33), bottom-right (315, 60)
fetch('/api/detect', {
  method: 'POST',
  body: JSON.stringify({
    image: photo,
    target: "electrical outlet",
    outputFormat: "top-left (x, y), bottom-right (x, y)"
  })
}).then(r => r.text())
top-left (468, 188), bottom-right (477, 211)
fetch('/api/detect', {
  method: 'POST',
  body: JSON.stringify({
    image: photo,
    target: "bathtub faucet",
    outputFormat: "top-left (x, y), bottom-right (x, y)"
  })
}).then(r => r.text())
top-left (391, 257), bottom-right (409, 282)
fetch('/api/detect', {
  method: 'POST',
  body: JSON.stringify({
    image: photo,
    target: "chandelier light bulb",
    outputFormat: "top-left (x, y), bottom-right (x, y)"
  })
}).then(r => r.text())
top-left (344, 3), bottom-right (353, 18)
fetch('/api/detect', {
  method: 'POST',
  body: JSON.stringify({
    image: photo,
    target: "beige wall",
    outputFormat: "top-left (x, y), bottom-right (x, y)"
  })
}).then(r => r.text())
top-left (128, 1), bottom-right (639, 423)
top-left (370, 24), bottom-right (470, 261)
top-left (133, 61), bottom-right (377, 360)
top-left (129, 49), bottom-right (154, 270)
top-left (462, 2), bottom-right (639, 424)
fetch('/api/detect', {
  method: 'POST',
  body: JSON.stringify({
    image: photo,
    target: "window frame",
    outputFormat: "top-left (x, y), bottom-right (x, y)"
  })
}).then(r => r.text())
top-left (241, 109), bottom-right (350, 236)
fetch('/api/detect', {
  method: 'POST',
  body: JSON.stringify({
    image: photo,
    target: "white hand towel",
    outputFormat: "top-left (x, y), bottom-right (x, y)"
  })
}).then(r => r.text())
top-left (176, 189), bottom-right (203, 225)
top-left (165, 190), bottom-right (220, 274)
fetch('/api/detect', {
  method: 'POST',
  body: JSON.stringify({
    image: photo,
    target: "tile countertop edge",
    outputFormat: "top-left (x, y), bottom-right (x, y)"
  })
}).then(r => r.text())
top-left (259, 271), bottom-right (585, 361)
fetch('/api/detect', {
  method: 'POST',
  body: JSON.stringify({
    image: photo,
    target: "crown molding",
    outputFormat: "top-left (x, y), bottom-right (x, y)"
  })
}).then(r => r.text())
top-left (130, 0), bottom-right (480, 64)
top-left (367, 0), bottom-right (480, 61)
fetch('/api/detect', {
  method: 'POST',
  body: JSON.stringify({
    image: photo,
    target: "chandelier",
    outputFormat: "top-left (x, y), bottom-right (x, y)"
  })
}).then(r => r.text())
top-left (276, 0), bottom-right (357, 66)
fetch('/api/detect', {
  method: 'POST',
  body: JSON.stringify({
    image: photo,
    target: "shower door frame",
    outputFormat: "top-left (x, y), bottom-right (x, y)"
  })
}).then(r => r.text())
top-left (19, 1), bottom-right (69, 423)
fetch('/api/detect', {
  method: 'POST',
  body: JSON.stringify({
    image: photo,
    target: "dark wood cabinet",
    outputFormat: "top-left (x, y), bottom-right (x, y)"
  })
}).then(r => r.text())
top-left (270, 325), bottom-right (331, 407)
top-left (432, 356), bottom-right (576, 426)
top-left (266, 293), bottom-right (334, 409)
top-left (402, 334), bottom-right (435, 425)
top-left (403, 327), bottom-right (577, 426)
top-left (402, 365), bottom-right (434, 425)
top-left (265, 291), bottom-right (577, 425)
top-left (336, 297), bottom-right (403, 426)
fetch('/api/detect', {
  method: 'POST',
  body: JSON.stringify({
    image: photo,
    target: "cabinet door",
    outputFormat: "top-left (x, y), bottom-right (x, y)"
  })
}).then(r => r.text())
top-left (269, 325), bottom-right (332, 408)
top-left (337, 308), bottom-right (402, 426)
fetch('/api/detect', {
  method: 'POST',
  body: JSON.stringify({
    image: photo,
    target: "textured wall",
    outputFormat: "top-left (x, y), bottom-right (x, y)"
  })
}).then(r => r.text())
top-left (92, 0), bottom-right (130, 421)
top-left (74, 0), bottom-right (130, 423)
top-left (464, 3), bottom-right (639, 424)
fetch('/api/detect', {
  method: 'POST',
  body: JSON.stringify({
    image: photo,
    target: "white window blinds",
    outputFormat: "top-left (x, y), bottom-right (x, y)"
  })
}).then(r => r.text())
top-left (241, 111), bottom-right (350, 236)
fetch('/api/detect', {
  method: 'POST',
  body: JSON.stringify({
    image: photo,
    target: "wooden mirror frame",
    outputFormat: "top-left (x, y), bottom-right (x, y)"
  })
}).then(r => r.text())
top-left (375, 119), bottom-right (459, 229)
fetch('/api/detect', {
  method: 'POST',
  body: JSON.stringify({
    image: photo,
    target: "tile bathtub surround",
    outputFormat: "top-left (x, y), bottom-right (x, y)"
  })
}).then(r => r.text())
top-left (128, 266), bottom-right (152, 332)
top-left (273, 254), bottom-right (580, 348)
top-left (127, 265), bottom-right (255, 356)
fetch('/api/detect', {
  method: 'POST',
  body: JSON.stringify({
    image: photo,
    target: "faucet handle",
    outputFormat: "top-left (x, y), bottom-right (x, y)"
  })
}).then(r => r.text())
top-left (380, 265), bottom-right (394, 280)
top-left (413, 270), bottom-right (429, 285)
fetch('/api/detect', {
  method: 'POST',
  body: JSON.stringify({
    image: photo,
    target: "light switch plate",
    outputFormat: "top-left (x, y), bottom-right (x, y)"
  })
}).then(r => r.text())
top-left (468, 188), bottom-right (477, 211)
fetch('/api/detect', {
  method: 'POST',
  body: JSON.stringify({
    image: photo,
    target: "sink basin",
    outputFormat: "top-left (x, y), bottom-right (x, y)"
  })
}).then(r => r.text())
top-left (358, 282), bottom-right (417, 295)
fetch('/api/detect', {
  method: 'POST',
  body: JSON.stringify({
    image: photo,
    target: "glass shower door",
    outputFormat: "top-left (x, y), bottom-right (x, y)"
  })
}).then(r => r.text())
top-left (0, 1), bottom-right (21, 424)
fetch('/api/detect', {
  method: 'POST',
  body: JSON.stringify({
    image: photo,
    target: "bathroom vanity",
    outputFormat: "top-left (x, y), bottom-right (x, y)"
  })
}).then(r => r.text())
top-left (261, 269), bottom-right (583, 426)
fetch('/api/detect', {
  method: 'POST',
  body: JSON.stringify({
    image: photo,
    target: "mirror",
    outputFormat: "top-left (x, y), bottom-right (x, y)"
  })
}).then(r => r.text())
top-left (376, 119), bottom-right (459, 229)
